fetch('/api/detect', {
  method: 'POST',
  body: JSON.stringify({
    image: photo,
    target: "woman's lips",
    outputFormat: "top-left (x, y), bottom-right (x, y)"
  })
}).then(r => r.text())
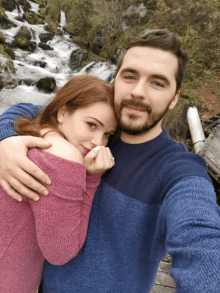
top-left (81, 145), bottom-right (91, 155)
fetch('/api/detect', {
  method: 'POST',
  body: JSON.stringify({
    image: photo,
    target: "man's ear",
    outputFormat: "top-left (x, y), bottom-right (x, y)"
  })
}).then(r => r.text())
top-left (57, 105), bottom-right (68, 123)
top-left (169, 89), bottom-right (180, 110)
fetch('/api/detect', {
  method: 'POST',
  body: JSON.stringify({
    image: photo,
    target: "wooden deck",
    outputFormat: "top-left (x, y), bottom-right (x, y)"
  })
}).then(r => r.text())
top-left (151, 254), bottom-right (175, 293)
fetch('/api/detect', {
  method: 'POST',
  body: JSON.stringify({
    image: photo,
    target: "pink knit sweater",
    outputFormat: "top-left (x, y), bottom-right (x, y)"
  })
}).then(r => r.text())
top-left (0, 148), bottom-right (101, 293)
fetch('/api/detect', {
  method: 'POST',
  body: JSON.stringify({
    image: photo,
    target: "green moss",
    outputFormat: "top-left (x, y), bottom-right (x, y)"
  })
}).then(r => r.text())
top-left (6, 60), bottom-right (15, 73)
top-left (0, 31), bottom-right (4, 43)
top-left (44, 22), bottom-right (62, 35)
top-left (0, 78), bottom-right (3, 90)
top-left (81, 51), bottom-right (110, 68)
top-left (24, 11), bottom-right (45, 25)
top-left (72, 36), bottom-right (88, 48)
top-left (0, 5), bottom-right (6, 18)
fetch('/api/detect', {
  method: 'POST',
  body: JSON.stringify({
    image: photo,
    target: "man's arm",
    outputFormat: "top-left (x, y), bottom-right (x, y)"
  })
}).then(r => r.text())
top-left (0, 103), bottom-right (52, 201)
top-left (161, 176), bottom-right (220, 292)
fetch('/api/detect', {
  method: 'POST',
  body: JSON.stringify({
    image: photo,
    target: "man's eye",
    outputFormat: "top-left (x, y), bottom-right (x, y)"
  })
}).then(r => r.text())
top-left (153, 81), bottom-right (164, 87)
top-left (105, 133), bottom-right (111, 138)
top-left (124, 75), bottom-right (135, 80)
top-left (87, 122), bottom-right (96, 129)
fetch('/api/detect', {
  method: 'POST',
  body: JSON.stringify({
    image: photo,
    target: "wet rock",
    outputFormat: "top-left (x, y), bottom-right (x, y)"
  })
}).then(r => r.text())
top-left (17, 0), bottom-right (31, 12)
top-left (15, 16), bottom-right (25, 22)
top-left (18, 79), bottom-right (35, 86)
top-left (15, 26), bottom-right (32, 40)
top-left (12, 36), bottom-right (37, 53)
top-left (2, 0), bottom-right (16, 12)
top-left (69, 48), bottom-right (89, 70)
top-left (24, 10), bottom-right (45, 25)
top-left (33, 60), bottom-right (47, 68)
top-left (38, 43), bottom-right (53, 50)
top-left (0, 31), bottom-right (5, 44)
top-left (4, 46), bottom-right (15, 60)
top-left (36, 77), bottom-right (56, 93)
top-left (39, 32), bottom-right (54, 43)
top-left (0, 78), bottom-right (4, 90)
top-left (0, 54), bottom-right (17, 89)
top-left (0, 7), bottom-right (17, 29)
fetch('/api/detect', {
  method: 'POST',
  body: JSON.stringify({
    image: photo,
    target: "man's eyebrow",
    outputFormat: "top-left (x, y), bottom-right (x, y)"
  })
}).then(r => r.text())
top-left (86, 117), bottom-right (104, 127)
top-left (120, 68), bottom-right (137, 74)
top-left (152, 74), bottom-right (170, 85)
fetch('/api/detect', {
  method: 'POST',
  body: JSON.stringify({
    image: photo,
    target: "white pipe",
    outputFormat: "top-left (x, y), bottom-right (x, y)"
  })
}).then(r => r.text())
top-left (187, 107), bottom-right (205, 153)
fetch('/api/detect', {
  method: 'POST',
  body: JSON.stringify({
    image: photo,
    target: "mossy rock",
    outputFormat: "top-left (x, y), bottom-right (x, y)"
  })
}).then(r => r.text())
top-left (44, 22), bottom-right (62, 35)
top-left (81, 52), bottom-right (110, 68)
top-left (36, 77), bottom-right (56, 93)
top-left (0, 6), bottom-right (6, 18)
top-left (72, 36), bottom-right (88, 48)
top-left (0, 78), bottom-right (4, 90)
top-left (6, 59), bottom-right (15, 73)
top-left (24, 10), bottom-right (45, 25)
top-left (4, 46), bottom-right (15, 59)
top-left (13, 36), bottom-right (36, 53)
top-left (0, 31), bottom-right (5, 43)
top-left (163, 96), bottom-right (202, 140)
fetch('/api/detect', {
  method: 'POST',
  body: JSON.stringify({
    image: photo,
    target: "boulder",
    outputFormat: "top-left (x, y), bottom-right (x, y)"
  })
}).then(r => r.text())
top-left (0, 7), bottom-right (17, 29)
top-left (39, 32), bottom-right (54, 43)
top-left (69, 48), bottom-right (89, 70)
top-left (24, 11), bottom-right (45, 25)
top-left (38, 43), bottom-right (53, 50)
top-left (17, 0), bottom-right (31, 12)
top-left (15, 16), bottom-right (25, 22)
top-left (34, 60), bottom-right (47, 68)
top-left (15, 26), bottom-right (32, 40)
top-left (12, 36), bottom-right (36, 53)
top-left (2, 0), bottom-right (16, 12)
top-left (36, 77), bottom-right (56, 93)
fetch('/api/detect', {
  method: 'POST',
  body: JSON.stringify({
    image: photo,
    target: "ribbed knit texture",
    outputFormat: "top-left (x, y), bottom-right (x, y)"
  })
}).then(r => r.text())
top-left (1, 103), bottom-right (220, 292)
top-left (0, 148), bottom-right (100, 293)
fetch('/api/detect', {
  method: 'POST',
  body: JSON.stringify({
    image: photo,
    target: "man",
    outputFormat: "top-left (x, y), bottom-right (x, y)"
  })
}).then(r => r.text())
top-left (0, 29), bottom-right (220, 292)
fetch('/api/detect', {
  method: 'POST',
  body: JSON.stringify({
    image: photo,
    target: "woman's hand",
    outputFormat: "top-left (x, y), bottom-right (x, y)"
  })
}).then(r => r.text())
top-left (83, 146), bottom-right (115, 175)
top-left (0, 136), bottom-right (52, 201)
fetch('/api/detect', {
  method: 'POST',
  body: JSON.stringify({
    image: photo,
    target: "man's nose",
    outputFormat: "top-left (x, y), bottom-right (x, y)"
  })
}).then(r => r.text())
top-left (130, 80), bottom-right (147, 100)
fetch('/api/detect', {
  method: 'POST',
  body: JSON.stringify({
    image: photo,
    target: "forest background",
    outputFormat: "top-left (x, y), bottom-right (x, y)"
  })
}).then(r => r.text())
top-left (1, 0), bottom-right (220, 142)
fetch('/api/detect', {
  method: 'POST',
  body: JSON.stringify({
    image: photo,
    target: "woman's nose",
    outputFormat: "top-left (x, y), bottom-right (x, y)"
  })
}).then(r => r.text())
top-left (91, 133), bottom-right (103, 146)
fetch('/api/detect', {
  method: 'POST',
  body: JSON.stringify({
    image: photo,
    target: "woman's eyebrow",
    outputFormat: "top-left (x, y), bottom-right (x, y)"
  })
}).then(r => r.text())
top-left (86, 117), bottom-right (104, 127)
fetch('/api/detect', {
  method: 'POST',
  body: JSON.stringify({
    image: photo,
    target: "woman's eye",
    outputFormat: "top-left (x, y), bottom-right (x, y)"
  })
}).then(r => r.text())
top-left (87, 122), bottom-right (96, 129)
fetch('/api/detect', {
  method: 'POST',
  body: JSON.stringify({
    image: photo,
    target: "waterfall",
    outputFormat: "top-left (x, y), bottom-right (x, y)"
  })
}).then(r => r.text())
top-left (0, 0), bottom-right (116, 114)
top-left (60, 10), bottom-right (67, 27)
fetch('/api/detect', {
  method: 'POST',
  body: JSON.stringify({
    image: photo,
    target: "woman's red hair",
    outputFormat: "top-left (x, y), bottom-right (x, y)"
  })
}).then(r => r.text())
top-left (14, 74), bottom-right (115, 137)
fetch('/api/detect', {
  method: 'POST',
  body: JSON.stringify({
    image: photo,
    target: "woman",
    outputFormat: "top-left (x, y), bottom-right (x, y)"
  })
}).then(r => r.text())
top-left (0, 74), bottom-right (118, 293)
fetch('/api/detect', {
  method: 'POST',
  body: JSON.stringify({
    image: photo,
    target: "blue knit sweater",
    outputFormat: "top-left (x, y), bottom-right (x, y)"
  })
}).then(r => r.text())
top-left (1, 103), bottom-right (220, 293)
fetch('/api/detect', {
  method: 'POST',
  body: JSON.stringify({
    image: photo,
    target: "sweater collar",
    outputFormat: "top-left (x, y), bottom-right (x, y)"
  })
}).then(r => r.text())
top-left (111, 127), bottom-right (173, 152)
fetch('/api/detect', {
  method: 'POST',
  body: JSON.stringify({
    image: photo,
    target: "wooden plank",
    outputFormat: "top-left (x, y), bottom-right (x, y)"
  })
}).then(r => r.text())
top-left (154, 271), bottom-right (176, 288)
top-left (151, 284), bottom-right (175, 293)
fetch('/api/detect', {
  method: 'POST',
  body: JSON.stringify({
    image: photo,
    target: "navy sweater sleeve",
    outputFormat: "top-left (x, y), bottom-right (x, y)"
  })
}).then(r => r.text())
top-left (0, 103), bottom-right (41, 141)
top-left (160, 176), bottom-right (220, 292)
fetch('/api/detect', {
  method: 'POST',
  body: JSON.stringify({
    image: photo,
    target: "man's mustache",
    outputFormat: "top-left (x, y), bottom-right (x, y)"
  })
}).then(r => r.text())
top-left (119, 100), bottom-right (152, 114)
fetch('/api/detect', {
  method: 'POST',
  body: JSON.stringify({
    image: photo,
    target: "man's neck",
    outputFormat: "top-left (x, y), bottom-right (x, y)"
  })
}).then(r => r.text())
top-left (120, 124), bottom-right (163, 144)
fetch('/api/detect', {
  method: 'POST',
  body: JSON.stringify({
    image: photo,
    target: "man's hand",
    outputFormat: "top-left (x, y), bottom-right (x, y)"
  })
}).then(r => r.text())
top-left (83, 146), bottom-right (115, 175)
top-left (0, 136), bottom-right (52, 202)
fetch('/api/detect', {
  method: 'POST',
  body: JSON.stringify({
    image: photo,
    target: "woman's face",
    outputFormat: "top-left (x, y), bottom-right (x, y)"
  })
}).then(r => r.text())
top-left (57, 102), bottom-right (118, 157)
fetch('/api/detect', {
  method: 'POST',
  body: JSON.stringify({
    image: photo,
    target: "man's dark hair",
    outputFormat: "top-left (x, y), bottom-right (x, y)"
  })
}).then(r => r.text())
top-left (115, 29), bottom-right (190, 91)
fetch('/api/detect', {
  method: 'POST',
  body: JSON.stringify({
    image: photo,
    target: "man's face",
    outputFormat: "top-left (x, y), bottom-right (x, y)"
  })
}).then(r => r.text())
top-left (114, 46), bottom-right (180, 139)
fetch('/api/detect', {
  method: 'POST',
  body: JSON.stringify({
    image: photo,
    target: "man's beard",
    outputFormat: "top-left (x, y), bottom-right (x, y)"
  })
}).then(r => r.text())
top-left (115, 98), bottom-right (173, 135)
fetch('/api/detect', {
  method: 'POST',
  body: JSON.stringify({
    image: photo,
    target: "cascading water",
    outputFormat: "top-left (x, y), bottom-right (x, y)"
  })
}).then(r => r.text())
top-left (0, 0), bottom-right (116, 114)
